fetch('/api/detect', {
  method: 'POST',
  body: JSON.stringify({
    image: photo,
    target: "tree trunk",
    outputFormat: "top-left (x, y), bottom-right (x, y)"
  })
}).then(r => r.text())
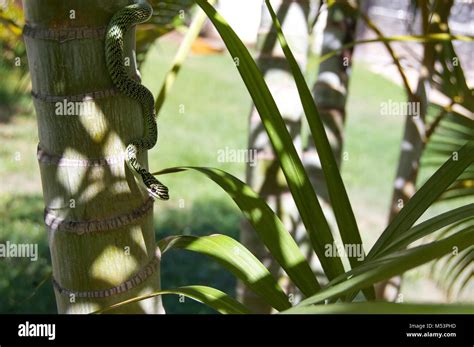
top-left (303, 0), bottom-right (357, 277)
top-left (23, 0), bottom-right (164, 314)
top-left (377, 0), bottom-right (451, 300)
top-left (305, 2), bottom-right (357, 197)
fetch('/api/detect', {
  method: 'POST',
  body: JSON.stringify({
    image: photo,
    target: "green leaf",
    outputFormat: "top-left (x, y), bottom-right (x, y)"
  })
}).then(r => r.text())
top-left (94, 285), bottom-right (251, 314)
top-left (368, 140), bottom-right (474, 259)
top-left (441, 187), bottom-right (474, 201)
top-left (159, 234), bottom-right (291, 311)
top-left (442, 246), bottom-right (473, 287)
top-left (136, 0), bottom-right (196, 65)
top-left (195, 0), bottom-right (345, 281)
top-left (435, 35), bottom-right (473, 112)
top-left (423, 109), bottom-right (474, 206)
top-left (328, 224), bottom-right (474, 291)
top-left (288, 227), bottom-right (473, 308)
top-left (264, 0), bottom-right (365, 272)
top-left (284, 302), bottom-right (474, 314)
top-left (456, 271), bottom-right (473, 297)
top-left (156, 166), bottom-right (321, 296)
top-left (431, 245), bottom-right (473, 299)
top-left (379, 204), bottom-right (474, 256)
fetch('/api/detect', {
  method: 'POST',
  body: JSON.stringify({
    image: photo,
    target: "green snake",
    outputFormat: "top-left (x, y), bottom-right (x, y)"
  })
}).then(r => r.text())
top-left (105, 0), bottom-right (169, 200)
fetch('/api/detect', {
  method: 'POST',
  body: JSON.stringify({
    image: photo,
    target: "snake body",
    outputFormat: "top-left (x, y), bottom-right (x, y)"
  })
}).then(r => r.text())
top-left (105, 1), bottom-right (169, 200)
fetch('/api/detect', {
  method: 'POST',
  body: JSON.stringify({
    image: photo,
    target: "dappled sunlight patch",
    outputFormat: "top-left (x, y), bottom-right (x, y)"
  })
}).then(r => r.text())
top-left (91, 245), bottom-right (140, 284)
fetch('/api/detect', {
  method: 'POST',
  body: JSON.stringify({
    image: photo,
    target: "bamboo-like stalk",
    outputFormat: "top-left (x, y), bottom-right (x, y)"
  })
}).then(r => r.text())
top-left (23, 0), bottom-right (164, 313)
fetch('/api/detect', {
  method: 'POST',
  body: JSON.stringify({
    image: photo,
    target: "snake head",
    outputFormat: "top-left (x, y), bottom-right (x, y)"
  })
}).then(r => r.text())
top-left (148, 183), bottom-right (169, 201)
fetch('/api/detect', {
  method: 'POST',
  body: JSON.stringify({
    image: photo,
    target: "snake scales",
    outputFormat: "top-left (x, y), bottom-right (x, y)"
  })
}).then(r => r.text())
top-left (105, 0), bottom-right (169, 200)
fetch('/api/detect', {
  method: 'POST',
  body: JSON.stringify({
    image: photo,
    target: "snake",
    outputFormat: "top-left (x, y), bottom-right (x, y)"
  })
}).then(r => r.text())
top-left (105, 0), bottom-right (169, 200)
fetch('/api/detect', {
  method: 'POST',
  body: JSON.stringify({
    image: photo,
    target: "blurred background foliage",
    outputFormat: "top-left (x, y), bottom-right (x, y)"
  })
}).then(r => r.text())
top-left (136, 0), bottom-right (194, 66)
top-left (0, 0), bottom-right (29, 117)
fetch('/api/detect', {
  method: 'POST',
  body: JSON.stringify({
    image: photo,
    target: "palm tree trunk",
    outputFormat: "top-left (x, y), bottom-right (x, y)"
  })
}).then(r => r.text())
top-left (377, 0), bottom-right (452, 300)
top-left (23, 0), bottom-right (164, 314)
top-left (303, 1), bottom-right (357, 272)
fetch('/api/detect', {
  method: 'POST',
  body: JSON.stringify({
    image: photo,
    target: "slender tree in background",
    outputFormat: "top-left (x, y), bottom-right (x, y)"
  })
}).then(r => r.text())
top-left (22, 0), bottom-right (164, 313)
top-left (240, 0), bottom-right (358, 312)
top-left (378, 0), bottom-right (453, 300)
top-left (304, 1), bottom-right (357, 202)
top-left (388, 0), bottom-right (439, 222)
top-left (303, 0), bottom-right (357, 276)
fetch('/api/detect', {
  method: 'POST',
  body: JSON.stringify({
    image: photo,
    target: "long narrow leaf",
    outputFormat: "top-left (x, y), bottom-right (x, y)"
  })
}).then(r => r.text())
top-left (379, 204), bottom-right (474, 256)
top-left (265, 0), bottom-right (365, 272)
top-left (195, 0), bottom-right (345, 280)
top-left (159, 234), bottom-right (291, 311)
top-left (284, 302), bottom-right (474, 314)
top-left (288, 227), bottom-right (473, 308)
top-left (446, 248), bottom-right (473, 297)
top-left (369, 140), bottom-right (474, 259)
top-left (154, 1), bottom-right (215, 113)
top-left (327, 225), bottom-right (473, 290)
top-left (442, 246), bottom-right (473, 286)
top-left (155, 166), bottom-right (321, 296)
top-left (94, 285), bottom-right (251, 314)
top-left (457, 270), bottom-right (473, 297)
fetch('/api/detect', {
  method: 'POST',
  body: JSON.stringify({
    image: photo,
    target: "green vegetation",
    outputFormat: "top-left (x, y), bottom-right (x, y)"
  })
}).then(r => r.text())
top-left (0, 37), bottom-right (410, 312)
top-left (1, 13), bottom-right (471, 311)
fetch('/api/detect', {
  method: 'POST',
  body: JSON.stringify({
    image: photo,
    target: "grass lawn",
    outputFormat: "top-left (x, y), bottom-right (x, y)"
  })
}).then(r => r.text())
top-left (2, 38), bottom-right (458, 313)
